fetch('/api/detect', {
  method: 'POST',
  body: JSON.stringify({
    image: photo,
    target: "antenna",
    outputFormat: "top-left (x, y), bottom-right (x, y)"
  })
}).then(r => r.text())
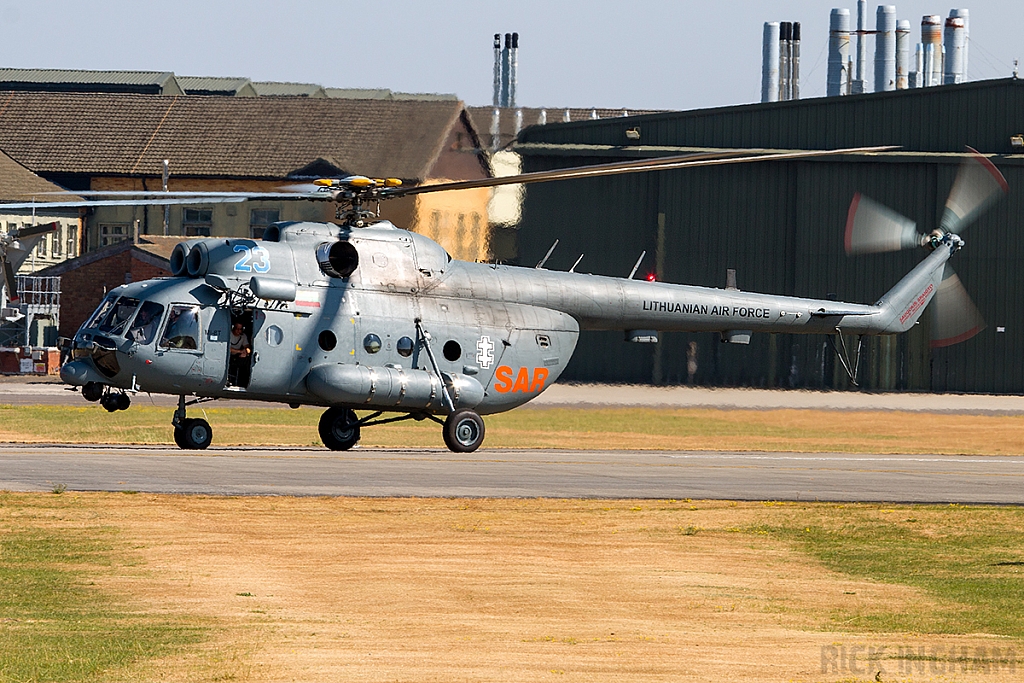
top-left (628, 250), bottom-right (646, 279)
top-left (535, 239), bottom-right (558, 269)
top-left (569, 254), bottom-right (584, 272)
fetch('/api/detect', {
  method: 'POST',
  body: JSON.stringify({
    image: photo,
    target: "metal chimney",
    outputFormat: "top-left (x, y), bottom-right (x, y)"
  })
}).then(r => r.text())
top-left (509, 32), bottom-right (519, 109)
top-left (500, 33), bottom-right (511, 107)
top-left (492, 34), bottom-right (501, 107)
top-left (792, 22), bottom-right (801, 99)
top-left (490, 108), bottom-right (500, 152)
top-left (514, 108), bottom-right (523, 136)
top-left (854, 0), bottom-right (867, 93)
top-left (761, 22), bottom-right (780, 103)
top-left (944, 16), bottom-right (966, 84)
top-left (827, 8), bottom-right (851, 97)
top-left (950, 9), bottom-right (969, 78)
top-left (895, 19), bottom-right (910, 89)
top-left (874, 5), bottom-right (896, 92)
top-left (922, 15), bottom-right (942, 87)
top-left (911, 42), bottom-right (924, 88)
top-left (779, 22), bottom-right (791, 101)
top-left (538, 109), bottom-right (547, 125)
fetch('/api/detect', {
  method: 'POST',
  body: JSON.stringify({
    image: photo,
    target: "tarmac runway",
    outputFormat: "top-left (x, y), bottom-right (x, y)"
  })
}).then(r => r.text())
top-left (2, 444), bottom-right (1022, 504)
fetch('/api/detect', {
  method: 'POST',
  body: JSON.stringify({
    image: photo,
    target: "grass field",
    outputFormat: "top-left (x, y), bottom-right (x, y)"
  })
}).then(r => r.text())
top-left (2, 493), bottom-right (1022, 682)
top-left (2, 403), bottom-right (1024, 453)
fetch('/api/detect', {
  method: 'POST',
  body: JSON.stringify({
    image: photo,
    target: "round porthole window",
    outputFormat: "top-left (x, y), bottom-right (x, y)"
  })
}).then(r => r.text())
top-left (363, 334), bottom-right (382, 354)
top-left (265, 325), bottom-right (283, 347)
top-left (318, 330), bottom-right (337, 351)
top-left (396, 336), bottom-right (414, 357)
top-left (443, 340), bottom-right (461, 361)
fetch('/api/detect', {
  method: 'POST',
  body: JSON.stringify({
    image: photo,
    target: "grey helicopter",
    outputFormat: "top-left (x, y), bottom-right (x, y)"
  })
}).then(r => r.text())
top-left (0, 145), bottom-right (1006, 452)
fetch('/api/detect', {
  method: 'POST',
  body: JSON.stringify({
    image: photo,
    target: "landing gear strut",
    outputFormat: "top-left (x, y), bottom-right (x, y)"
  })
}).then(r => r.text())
top-left (314, 406), bottom-right (487, 453)
top-left (171, 395), bottom-right (213, 450)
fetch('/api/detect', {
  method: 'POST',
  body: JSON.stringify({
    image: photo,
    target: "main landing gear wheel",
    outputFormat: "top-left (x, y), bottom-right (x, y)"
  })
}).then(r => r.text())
top-left (175, 418), bottom-right (213, 450)
top-left (319, 407), bottom-right (360, 451)
top-left (443, 409), bottom-right (485, 453)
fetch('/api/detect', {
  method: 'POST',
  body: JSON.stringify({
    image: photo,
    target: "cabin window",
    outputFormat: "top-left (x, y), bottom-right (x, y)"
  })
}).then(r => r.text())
top-left (159, 304), bottom-right (201, 350)
top-left (183, 208), bottom-right (213, 236)
top-left (396, 336), bottom-right (414, 357)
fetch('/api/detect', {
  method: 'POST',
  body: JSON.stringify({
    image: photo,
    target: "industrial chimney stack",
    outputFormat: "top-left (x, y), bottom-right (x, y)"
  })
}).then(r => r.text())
top-left (761, 20), bottom-right (801, 102)
top-left (824, 6), bottom-right (971, 96)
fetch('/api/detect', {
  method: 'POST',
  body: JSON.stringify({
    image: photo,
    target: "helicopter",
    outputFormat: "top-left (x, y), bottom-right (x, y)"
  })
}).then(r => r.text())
top-left (0, 145), bottom-right (1007, 452)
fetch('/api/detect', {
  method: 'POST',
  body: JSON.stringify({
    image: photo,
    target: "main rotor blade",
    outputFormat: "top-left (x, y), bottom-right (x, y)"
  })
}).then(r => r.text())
top-left (0, 195), bottom-right (317, 210)
top-left (844, 192), bottom-right (921, 255)
top-left (13, 221), bottom-right (59, 239)
top-left (3, 258), bottom-right (18, 303)
top-left (931, 264), bottom-right (985, 348)
top-left (389, 145), bottom-right (899, 197)
top-left (939, 147), bottom-right (1009, 234)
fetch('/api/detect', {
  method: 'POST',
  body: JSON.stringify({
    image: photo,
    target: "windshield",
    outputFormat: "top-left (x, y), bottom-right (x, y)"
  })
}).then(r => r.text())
top-left (97, 297), bottom-right (140, 335)
top-left (125, 301), bottom-right (165, 345)
top-left (84, 295), bottom-right (117, 329)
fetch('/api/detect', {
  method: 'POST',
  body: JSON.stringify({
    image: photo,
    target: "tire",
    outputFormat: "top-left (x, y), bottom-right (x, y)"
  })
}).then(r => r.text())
top-left (443, 409), bottom-right (485, 453)
top-left (181, 418), bottom-right (213, 450)
top-left (173, 423), bottom-right (188, 449)
top-left (318, 407), bottom-right (360, 451)
top-left (115, 393), bottom-right (131, 411)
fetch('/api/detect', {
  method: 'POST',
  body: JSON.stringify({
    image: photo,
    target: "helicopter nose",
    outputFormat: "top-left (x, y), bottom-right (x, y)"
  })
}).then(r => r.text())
top-left (60, 359), bottom-right (108, 386)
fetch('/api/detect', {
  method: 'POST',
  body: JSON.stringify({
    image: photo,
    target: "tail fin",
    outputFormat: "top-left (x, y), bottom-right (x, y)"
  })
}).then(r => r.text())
top-left (873, 243), bottom-right (951, 333)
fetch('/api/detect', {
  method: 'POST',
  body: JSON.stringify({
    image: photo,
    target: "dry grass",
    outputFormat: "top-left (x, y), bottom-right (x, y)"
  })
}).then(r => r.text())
top-left (2, 404), bottom-right (1024, 454)
top-left (3, 493), bottom-right (1022, 682)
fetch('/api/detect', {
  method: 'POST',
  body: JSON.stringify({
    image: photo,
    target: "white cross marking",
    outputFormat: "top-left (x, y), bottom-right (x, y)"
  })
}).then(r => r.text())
top-left (476, 336), bottom-right (494, 369)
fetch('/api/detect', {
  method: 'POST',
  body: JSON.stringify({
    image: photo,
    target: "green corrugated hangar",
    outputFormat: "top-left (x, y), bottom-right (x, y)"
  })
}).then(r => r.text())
top-left (513, 78), bottom-right (1024, 393)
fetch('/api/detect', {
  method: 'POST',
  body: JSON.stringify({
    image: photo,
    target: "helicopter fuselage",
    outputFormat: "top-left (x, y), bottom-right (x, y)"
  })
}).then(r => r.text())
top-left (59, 220), bottom-right (955, 447)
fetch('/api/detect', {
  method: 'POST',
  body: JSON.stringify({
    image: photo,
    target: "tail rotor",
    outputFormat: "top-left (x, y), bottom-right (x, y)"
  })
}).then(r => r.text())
top-left (844, 148), bottom-right (1007, 347)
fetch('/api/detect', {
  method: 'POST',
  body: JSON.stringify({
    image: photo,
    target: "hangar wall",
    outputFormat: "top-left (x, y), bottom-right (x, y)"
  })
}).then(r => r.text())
top-left (514, 79), bottom-right (1024, 393)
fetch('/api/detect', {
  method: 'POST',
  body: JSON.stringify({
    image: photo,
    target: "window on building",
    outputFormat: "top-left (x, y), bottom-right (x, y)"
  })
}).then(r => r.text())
top-left (249, 209), bottom-right (279, 239)
top-left (99, 223), bottom-right (129, 247)
top-left (52, 226), bottom-right (62, 257)
top-left (183, 208), bottom-right (213, 236)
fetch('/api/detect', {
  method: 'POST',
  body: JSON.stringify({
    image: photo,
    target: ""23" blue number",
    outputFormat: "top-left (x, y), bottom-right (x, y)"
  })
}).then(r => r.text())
top-left (233, 244), bottom-right (271, 273)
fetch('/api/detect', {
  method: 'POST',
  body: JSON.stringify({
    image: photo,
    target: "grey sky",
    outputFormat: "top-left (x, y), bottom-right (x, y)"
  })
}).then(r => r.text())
top-left (2, 1), bottom-right (1021, 111)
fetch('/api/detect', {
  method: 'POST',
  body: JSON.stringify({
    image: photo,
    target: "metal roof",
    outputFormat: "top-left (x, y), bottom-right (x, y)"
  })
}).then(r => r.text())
top-left (251, 81), bottom-right (327, 98)
top-left (178, 76), bottom-right (256, 97)
top-left (517, 77), bottom-right (1024, 156)
top-left (0, 69), bottom-right (182, 95)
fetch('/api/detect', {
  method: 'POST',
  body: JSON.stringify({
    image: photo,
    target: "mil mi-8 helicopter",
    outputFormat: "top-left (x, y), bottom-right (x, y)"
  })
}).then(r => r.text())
top-left (0, 145), bottom-right (1007, 452)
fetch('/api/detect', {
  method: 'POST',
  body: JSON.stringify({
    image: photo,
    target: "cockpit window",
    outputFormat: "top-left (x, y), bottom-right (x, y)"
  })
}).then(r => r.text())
top-left (97, 297), bottom-right (140, 335)
top-left (159, 304), bottom-right (201, 350)
top-left (126, 301), bottom-right (165, 345)
top-left (84, 295), bottom-right (117, 329)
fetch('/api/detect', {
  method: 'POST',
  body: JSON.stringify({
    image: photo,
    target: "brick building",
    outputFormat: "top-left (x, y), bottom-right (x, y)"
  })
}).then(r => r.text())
top-left (0, 92), bottom-right (492, 262)
top-left (34, 236), bottom-right (183, 337)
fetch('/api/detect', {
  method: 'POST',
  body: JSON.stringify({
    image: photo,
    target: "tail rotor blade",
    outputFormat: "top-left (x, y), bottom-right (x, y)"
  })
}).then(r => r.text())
top-left (939, 147), bottom-right (1009, 234)
top-left (12, 221), bottom-right (59, 240)
top-left (931, 264), bottom-right (984, 348)
top-left (3, 258), bottom-right (18, 303)
top-left (845, 192), bottom-right (922, 255)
